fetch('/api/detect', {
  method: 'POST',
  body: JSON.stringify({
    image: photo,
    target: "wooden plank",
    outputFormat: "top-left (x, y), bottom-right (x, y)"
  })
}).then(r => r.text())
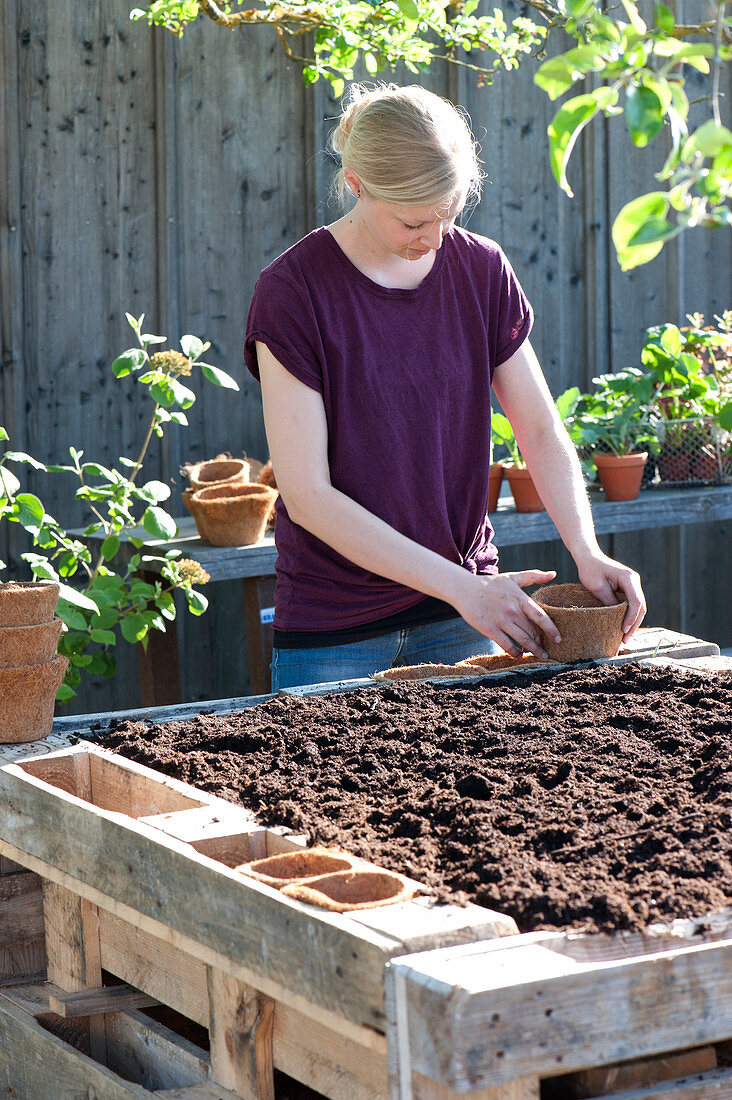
top-left (0, 869), bottom-right (45, 948)
top-left (586, 1066), bottom-right (732, 1099)
top-left (0, 992), bottom-right (155, 1100)
top-left (49, 984), bottom-right (159, 1019)
top-left (153, 1087), bottom-right (242, 1100)
top-left (410, 1074), bottom-right (540, 1099)
top-left (0, 749), bottom-right (403, 1034)
top-left (88, 751), bottom-right (204, 817)
top-left (386, 929), bottom-right (732, 1089)
top-left (105, 1008), bottom-right (212, 1092)
top-left (136, 804), bottom-right (260, 844)
top-left (207, 966), bottom-right (275, 1100)
top-left (564, 1046), bottom-right (718, 1096)
top-left (97, 908), bottom-right (211, 1028)
top-left (273, 999), bottom-right (389, 1100)
top-left (491, 486), bottom-right (732, 545)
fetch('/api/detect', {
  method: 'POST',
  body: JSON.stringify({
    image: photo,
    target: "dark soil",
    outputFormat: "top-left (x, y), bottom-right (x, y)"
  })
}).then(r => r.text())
top-left (89, 662), bottom-right (732, 935)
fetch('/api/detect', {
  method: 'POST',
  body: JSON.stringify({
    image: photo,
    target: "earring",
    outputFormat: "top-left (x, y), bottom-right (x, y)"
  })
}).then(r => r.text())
top-left (356, 189), bottom-right (361, 197)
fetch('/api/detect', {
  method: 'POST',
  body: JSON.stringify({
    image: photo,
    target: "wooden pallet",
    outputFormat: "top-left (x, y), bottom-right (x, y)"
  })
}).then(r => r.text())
top-left (0, 743), bottom-right (515, 1099)
top-left (386, 909), bottom-right (732, 1098)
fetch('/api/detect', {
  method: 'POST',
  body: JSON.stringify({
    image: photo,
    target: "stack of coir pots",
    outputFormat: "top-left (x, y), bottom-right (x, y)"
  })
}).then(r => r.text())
top-left (182, 453), bottom-right (278, 547)
top-left (0, 580), bottom-right (68, 743)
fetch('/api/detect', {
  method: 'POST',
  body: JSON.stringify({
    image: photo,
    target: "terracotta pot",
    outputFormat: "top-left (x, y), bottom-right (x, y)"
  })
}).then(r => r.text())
top-left (535, 582), bottom-right (627, 663)
top-left (191, 483), bottom-right (278, 547)
top-left (487, 463), bottom-right (504, 513)
top-left (0, 580), bottom-right (60, 627)
top-left (235, 847), bottom-right (357, 888)
top-left (181, 454), bottom-right (250, 493)
top-left (0, 654), bottom-right (69, 742)
top-left (593, 452), bottom-right (648, 502)
top-left (503, 465), bottom-right (545, 513)
top-left (280, 869), bottom-right (415, 912)
top-left (658, 453), bottom-right (691, 482)
top-left (691, 447), bottom-right (720, 481)
top-left (0, 617), bottom-right (63, 668)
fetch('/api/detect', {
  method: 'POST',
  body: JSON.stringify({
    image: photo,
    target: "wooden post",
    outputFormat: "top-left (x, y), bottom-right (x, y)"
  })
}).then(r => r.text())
top-left (207, 965), bottom-right (275, 1100)
top-left (136, 572), bottom-right (183, 706)
top-left (42, 881), bottom-right (107, 1064)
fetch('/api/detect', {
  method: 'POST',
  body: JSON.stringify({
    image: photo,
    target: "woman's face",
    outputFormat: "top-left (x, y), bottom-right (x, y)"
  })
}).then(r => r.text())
top-left (355, 186), bottom-right (465, 263)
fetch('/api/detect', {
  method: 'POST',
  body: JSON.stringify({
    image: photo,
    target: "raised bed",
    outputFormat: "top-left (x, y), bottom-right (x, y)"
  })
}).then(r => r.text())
top-left (0, 628), bottom-right (730, 1099)
top-left (0, 743), bottom-right (513, 1099)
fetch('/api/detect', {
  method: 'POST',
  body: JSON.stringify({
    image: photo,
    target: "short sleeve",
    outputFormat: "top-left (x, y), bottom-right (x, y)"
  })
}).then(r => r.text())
top-left (494, 251), bottom-right (533, 366)
top-left (244, 270), bottom-right (325, 394)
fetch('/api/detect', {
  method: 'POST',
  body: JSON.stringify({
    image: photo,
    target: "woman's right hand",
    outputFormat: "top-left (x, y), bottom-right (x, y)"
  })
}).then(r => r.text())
top-left (452, 569), bottom-right (561, 659)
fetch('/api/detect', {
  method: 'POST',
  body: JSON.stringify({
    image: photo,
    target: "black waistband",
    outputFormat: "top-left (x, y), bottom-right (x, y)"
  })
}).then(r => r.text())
top-left (273, 595), bottom-right (459, 649)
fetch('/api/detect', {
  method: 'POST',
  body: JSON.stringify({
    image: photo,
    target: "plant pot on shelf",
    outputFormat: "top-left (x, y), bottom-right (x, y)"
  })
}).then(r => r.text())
top-left (0, 654), bottom-right (69, 743)
top-left (182, 488), bottom-right (208, 540)
top-left (487, 463), bottom-right (504, 514)
top-left (0, 617), bottom-right (64, 668)
top-left (503, 465), bottom-right (545, 513)
top-left (534, 582), bottom-right (627, 663)
top-left (658, 452), bottom-right (691, 482)
top-left (181, 453), bottom-right (250, 493)
top-left (0, 580), bottom-right (61, 627)
top-left (191, 483), bottom-right (278, 547)
top-left (592, 451), bottom-right (648, 502)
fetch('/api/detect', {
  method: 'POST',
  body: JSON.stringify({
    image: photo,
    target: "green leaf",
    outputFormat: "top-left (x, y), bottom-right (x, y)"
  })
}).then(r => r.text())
top-left (58, 583), bottom-right (100, 613)
top-left (156, 592), bottom-right (177, 620)
top-left (0, 467), bottom-right (21, 497)
top-left (167, 377), bottom-right (196, 409)
top-left (180, 334), bottom-right (203, 360)
top-left (15, 493), bottom-right (45, 528)
top-left (3, 450), bottom-right (48, 471)
top-left (138, 479), bottom-right (171, 504)
top-left (121, 614), bottom-right (148, 644)
top-left (168, 411), bottom-right (189, 427)
top-left (56, 602), bottom-right (87, 631)
top-left (81, 462), bottom-right (116, 480)
top-left (683, 120), bottom-right (732, 160)
top-left (56, 683), bottom-right (76, 702)
top-left (142, 507), bottom-right (177, 541)
top-left (612, 191), bottom-right (671, 270)
top-left (548, 89), bottom-right (615, 197)
top-left (112, 348), bottom-right (147, 377)
top-left (654, 2), bottom-right (674, 33)
top-left (125, 312), bottom-right (143, 332)
top-left (534, 57), bottom-right (575, 100)
top-left (718, 401), bottom-right (732, 431)
top-left (101, 534), bottom-right (121, 562)
top-left (625, 85), bottom-right (664, 148)
top-left (141, 333), bottom-right (167, 346)
top-left (0, 427), bottom-right (8, 441)
top-left (186, 589), bottom-right (208, 616)
top-left (91, 628), bottom-right (117, 645)
top-left (397, 0), bottom-right (419, 19)
top-left (198, 364), bottom-right (240, 391)
top-left (364, 51), bottom-right (378, 74)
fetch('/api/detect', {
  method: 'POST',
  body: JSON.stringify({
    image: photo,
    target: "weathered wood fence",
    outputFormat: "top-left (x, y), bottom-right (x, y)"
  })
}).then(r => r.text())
top-left (1, 0), bottom-right (730, 715)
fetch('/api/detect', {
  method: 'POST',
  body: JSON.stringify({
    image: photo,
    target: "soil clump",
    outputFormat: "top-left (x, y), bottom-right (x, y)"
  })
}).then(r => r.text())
top-left (90, 662), bottom-right (732, 934)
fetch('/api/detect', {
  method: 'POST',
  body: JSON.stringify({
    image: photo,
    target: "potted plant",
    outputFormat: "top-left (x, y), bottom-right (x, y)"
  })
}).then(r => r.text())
top-left (641, 319), bottom-right (732, 485)
top-left (567, 369), bottom-right (655, 501)
top-left (487, 442), bottom-right (504, 513)
top-left (490, 414), bottom-right (544, 513)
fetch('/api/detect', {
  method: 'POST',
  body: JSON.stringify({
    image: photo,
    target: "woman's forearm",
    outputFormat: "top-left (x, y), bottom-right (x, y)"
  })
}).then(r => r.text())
top-left (519, 421), bottom-right (602, 568)
top-left (285, 482), bottom-right (470, 606)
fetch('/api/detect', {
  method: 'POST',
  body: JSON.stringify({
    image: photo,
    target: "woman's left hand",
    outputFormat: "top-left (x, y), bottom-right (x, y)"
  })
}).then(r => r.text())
top-left (576, 553), bottom-right (646, 641)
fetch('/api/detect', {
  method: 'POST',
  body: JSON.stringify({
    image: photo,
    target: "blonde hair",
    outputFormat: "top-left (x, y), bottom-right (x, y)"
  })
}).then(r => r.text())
top-left (331, 84), bottom-right (482, 208)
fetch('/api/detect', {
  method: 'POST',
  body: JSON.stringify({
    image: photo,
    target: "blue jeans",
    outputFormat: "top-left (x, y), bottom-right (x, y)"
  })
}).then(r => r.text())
top-left (271, 616), bottom-right (499, 691)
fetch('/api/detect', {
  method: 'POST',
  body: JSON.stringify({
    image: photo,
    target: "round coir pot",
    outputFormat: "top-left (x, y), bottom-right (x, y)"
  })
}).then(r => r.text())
top-left (0, 654), bottom-right (69, 742)
top-left (535, 582), bottom-right (627, 663)
top-left (0, 580), bottom-right (60, 628)
top-left (0, 616), bottom-right (64, 668)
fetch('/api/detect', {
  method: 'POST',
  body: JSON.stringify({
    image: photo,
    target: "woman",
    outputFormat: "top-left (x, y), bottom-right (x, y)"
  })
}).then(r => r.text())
top-left (244, 84), bottom-right (645, 689)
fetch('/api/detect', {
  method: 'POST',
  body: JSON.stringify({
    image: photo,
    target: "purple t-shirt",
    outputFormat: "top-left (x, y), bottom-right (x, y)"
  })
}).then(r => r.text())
top-left (244, 226), bottom-right (533, 631)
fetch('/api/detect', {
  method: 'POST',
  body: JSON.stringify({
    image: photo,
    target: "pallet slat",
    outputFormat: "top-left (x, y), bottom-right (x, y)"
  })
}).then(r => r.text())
top-left (386, 926), bottom-right (732, 1092)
